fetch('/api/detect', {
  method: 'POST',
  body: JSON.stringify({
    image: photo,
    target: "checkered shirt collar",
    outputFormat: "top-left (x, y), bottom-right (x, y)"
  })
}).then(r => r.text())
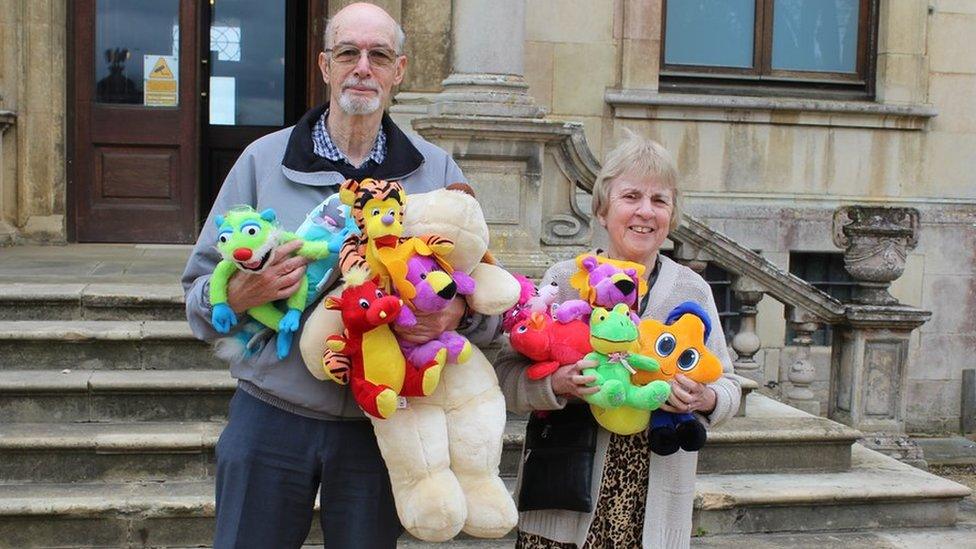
top-left (311, 109), bottom-right (386, 167)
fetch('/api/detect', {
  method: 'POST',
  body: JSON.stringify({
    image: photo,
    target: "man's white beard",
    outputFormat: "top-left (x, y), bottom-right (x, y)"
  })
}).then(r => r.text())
top-left (338, 77), bottom-right (382, 115)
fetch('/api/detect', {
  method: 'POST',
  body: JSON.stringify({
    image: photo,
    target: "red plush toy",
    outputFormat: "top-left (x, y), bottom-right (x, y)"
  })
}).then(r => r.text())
top-left (323, 267), bottom-right (446, 419)
top-left (508, 311), bottom-right (592, 380)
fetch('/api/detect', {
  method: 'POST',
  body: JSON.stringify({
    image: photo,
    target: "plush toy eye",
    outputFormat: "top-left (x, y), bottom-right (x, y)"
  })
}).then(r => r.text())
top-left (677, 348), bottom-right (700, 371)
top-left (243, 226), bottom-right (259, 236)
top-left (371, 208), bottom-right (380, 216)
top-left (358, 298), bottom-right (370, 309)
top-left (375, 289), bottom-right (384, 299)
top-left (655, 333), bottom-right (677, 357)
top-left (516, 325), bottom-right (528, 334)
top-left (420, 273), bottom-right (427, 280)
top-left (218, 233), bottom-right (229, 244)
top-left (387, 208), bottom-right (396, 217)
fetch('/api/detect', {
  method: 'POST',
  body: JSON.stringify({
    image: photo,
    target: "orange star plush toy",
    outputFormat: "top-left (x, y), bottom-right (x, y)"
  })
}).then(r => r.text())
top-left (634, 301), bottom-right (723, 455)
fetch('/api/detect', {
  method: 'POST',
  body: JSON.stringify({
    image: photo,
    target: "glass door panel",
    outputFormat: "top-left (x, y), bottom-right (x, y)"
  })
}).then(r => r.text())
top-left (208, 0), bottom-right (286, 126)
top-left (95, 0), bottom-right (180, 105)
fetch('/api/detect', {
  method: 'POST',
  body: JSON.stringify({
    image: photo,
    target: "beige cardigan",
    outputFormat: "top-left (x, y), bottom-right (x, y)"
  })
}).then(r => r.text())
top-left (495, 255), bottom-right (741, 549)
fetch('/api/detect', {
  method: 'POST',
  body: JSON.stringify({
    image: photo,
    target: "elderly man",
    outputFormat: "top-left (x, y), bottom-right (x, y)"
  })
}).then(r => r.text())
top-left (181, 4), bottom-right (495, 547)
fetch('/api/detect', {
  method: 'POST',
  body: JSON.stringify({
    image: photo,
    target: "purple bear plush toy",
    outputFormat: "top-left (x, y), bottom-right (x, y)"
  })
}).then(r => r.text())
top-left (398, 254), bottom-right (477, 366)
top-left (554, 254), bottom-right (644, 325)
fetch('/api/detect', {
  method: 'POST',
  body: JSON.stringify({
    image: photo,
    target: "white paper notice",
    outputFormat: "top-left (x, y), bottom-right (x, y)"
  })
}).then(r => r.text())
top-left (209, 76), bottom-right (236, 125)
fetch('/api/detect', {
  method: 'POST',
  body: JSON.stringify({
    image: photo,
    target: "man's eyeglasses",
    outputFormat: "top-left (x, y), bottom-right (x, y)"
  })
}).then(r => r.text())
top-left (326, 45), bottom-right (400, 68)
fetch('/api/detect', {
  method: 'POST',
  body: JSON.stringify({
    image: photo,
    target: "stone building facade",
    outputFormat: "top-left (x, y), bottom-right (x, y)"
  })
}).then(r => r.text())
top-left (1, 0), bottom-right (973, 433)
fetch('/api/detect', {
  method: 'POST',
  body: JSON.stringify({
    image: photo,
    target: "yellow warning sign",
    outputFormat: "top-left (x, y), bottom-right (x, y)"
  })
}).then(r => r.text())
top-left (143, 55), bottom-right (178, 107)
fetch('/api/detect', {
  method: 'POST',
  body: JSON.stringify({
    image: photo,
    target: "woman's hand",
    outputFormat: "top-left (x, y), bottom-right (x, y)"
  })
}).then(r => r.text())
top-left (392, 296), bottom-right (466, 344)
top-left (226, 240), bottom-right (309, 313)
top-left (659, 374), bottom-right (717, 415)
top-left (550, 359), bottom-right (600, 399)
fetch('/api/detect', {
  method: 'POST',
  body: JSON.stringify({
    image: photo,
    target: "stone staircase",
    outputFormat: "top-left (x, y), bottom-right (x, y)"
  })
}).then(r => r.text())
top-left (0, 275), bottom-right (972, 547)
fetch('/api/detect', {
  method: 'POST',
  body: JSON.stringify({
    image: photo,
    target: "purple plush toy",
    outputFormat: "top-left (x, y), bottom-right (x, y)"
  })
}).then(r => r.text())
top-left (554, 254), bottom-right (646, 325)
top-left (398, 254), bottom-right (477, 366)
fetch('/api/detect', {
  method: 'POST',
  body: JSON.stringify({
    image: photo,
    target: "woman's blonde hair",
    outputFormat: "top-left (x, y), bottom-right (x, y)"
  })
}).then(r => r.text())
top-left (591, 129), bottom-right (681, 231)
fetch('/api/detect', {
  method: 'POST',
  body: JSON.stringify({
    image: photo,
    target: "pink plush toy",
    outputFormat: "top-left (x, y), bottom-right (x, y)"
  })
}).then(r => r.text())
top-left (502, 274), bottom-right (559, 333)
top-left (554, 254), bottom-right (646, 325)
top-left (397, 254), bottom-right (477, 366)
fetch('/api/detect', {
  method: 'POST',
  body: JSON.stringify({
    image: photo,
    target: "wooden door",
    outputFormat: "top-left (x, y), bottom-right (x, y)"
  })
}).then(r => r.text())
top-left (70, 0), bottom-right (199, 243)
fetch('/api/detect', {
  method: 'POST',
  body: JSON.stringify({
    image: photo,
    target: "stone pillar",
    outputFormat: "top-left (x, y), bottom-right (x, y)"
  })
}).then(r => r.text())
top-left (428, 0), bottom-right (543, 118)
top-left (730, 277), bottom-right (765, 384)
top-left (786, 309), bottom-right (822, 416)
top-left (0, 111), bottom-right (16, 244)
top-left (829, 205), bottom-right (932, 440)
top-left (412, 0), bottom-right (597, 275)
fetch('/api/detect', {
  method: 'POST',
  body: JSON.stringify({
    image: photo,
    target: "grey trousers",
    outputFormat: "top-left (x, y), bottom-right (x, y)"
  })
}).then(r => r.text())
top-left (213, 389), bottom-right (401, 548)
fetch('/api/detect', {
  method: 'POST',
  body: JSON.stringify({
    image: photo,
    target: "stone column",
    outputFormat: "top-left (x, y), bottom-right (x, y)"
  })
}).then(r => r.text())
top-left (412, 0), bottom-right (597, 276)
top-left (0, 110), bottom-right (16, 244)
top-left (429, 0), bottom-right (543, 118)
top-left (730, 277), bottom-right (765, 384)
top-left (829, 205), bottom-right (931, 445)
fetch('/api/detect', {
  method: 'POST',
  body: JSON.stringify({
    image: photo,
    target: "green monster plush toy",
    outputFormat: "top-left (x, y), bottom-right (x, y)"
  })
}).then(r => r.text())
top-left (209, 206), bottom-right (331, 359)
top-left (582, 303), bottom-right (672, 412)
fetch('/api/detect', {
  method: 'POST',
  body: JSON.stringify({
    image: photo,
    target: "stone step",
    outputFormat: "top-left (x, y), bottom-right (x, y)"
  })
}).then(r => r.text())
top-left (0, 422), bottom-right (222, 483)
top-left (700, 393), bottom-right (860, 474)
top-left (0, 320), bottom-right (223, 371)
top-left (0, 370), bottom-right (235, 422)
top-left (691, 523), bottom-right (976, 548)
top-left (0, 479), bottom-right (518, 547)
top-left (0, 283), bottom-right (186, 321)
top-left (692, 443), bottom-right (973, 536)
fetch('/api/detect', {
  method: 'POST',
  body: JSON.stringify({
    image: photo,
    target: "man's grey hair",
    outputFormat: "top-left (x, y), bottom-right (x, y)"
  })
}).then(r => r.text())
top-left (323, 16), bottom-right (406, 53)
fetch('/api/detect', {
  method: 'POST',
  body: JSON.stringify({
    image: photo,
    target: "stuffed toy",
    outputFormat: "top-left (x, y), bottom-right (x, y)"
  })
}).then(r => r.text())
top-left (294, 193), bottom-right (359, 298)
top-left (321, 266), bottom-right (446, 419)
top-left (208, 206), bottom-right (332, 359)
top-left (303, 185), bottom-right (520, 541)
top-left (397, 254), bottom-right (476, 366)
top-left (634, 301), bottom-right (723, 455)
top-left (508, 310), bottom-right (591, 380)
top-left (502, 274), bottom-right (559, 333)
top-left (554, 254), bottom-right (647, 325)
top-left (336, 178), bottom-right (454, 301)
top-left (581, 304), bottom-right (671, 434)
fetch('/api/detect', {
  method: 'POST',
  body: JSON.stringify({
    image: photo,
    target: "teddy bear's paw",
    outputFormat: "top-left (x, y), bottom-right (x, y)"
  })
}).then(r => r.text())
top-left (396, 472), bottom-right (466, 542)
top-left (457, 475), bottom-right (518, 539)
top-left (375, 388), bottom-right (399, 419)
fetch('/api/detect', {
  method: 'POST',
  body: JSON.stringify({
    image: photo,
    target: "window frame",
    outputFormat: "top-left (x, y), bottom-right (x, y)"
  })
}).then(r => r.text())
top-left (659, 0), bottom-right (879, 99)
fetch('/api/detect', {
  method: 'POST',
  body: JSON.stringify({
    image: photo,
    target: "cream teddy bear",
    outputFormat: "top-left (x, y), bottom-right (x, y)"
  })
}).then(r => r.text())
top-left (300, 185), bottom-right (520, 541)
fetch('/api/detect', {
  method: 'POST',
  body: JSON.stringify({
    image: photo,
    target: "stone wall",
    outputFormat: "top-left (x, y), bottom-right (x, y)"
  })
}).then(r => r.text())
top-left (0, 0), bottom-right (66, 243)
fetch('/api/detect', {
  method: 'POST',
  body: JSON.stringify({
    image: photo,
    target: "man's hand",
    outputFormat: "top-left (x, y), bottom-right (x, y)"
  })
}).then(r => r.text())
top-left (659, 374), bottom-right (717, 415)
top-left (226, 240), bottom-right (310, 313)
top-left (392, 296), bottom-right (466, 344)
top-left (550, 359), bottom-right (599, 399)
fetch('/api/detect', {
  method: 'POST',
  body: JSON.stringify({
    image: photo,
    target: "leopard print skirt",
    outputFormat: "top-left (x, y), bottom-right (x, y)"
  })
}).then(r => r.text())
top-left (515, 429), bottom-right (651, 549)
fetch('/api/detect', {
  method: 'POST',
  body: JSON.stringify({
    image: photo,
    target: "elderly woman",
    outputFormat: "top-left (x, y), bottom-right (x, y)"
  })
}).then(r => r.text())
top-left (495, 132), bottom-right (741, 548)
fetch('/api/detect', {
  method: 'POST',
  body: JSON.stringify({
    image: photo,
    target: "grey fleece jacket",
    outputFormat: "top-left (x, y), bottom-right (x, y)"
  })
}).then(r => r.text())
top-left (181, 116), bottom-right (499, 420)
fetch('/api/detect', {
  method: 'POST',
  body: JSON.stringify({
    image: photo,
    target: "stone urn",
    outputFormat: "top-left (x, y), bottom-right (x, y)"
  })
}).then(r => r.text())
top-left (832, 206), bottom-right (919, 305)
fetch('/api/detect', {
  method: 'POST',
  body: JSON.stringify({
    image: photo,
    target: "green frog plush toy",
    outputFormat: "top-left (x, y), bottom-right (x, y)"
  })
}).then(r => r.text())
top-left (582, 303), bottom-right (671, 416)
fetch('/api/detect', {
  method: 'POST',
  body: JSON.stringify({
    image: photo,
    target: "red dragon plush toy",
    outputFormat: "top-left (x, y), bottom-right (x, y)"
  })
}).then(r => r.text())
top-left (323, 266), bottom-right (447, 419)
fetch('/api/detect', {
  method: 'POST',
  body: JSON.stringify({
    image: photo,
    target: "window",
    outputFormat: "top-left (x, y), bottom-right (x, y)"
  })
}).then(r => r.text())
top-left (787, 252), bottom-right (856, 345)
top-left (661, 0), bottom-right (877, 98)
top-left (660, 251), bottom-right (741, 342)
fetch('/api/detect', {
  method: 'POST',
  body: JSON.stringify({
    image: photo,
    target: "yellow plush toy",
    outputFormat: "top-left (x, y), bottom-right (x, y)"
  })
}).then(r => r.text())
top-left (299, 185), bottom-right (520, 541)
